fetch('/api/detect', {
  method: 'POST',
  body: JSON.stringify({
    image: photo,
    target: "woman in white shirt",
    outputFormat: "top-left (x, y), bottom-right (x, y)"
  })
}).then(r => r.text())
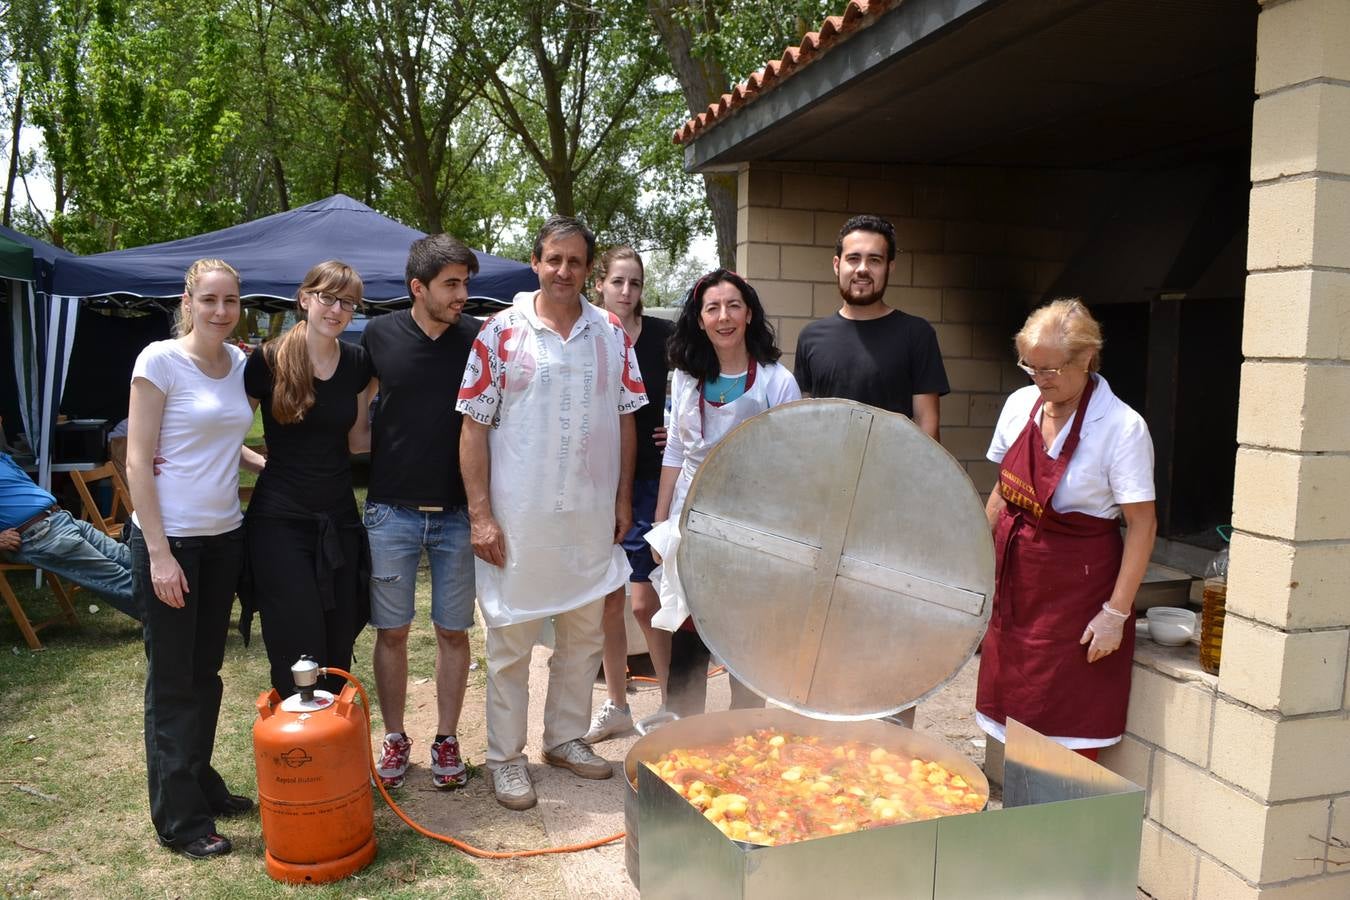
top-left (125, 259), bottom-right (264, 859)
top-left (976, 298), bottom-right (1156, 758)
top-left (646, 269), bottom-right (801, 717)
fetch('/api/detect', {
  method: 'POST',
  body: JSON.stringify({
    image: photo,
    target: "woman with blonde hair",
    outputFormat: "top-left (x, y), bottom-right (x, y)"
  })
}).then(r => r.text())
top-left (126, 258), bottom-right (264, 859)
top-left (977, 298), bottom-right (1156, 760)
top-left (244, 260), bottom-right (373, 697)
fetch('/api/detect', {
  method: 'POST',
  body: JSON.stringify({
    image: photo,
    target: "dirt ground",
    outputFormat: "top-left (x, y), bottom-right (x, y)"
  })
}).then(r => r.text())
top-left (385, 649), bottom-right (988, 899)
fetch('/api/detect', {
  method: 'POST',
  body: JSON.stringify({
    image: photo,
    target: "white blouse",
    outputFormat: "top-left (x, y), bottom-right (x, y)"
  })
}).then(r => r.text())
top-left (985, 374), bottom-right (1155, 520)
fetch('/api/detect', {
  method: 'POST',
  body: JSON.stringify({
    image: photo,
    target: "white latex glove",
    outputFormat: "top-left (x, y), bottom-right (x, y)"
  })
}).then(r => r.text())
top-left (1080, 603), bottom-right (1129, 663)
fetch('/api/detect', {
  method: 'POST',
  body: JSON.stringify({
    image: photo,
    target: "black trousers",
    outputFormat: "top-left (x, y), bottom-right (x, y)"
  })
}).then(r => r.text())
top-left (129, 521), bottom-right (244, 847)
top-left (666, 628), bottom-right (764, 717)
top-left (247, 516), bottom-right (360, 696)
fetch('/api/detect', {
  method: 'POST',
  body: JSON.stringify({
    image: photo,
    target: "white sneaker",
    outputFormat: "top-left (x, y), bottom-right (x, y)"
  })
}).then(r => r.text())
top-left (544, 738), bottom-right (614, 780)
top-left (583, 700), bottom-right (634, 743)
top-left (492, 763), bottom-right (537, 811)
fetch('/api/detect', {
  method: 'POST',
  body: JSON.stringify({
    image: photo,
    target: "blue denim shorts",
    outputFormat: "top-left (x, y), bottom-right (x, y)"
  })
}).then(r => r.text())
top-left (620, 478), bottom-right (660, 583)
top-left (363, 501), bottom-right (476, 631)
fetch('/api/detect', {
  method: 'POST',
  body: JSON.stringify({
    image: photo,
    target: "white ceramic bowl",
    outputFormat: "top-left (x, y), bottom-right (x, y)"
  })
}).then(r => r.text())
top-left (1146, 607), bottom-right (1197, 646)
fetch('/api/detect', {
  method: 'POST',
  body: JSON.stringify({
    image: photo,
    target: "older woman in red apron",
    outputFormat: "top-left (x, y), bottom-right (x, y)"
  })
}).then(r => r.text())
top-left (976, 299), bottom-right (1156, 759)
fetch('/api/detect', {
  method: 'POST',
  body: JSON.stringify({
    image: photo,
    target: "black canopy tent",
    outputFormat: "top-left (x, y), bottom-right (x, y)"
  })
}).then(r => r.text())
top-left (34, 196), bottom-right (538, 480)
top-left (51, 194), bottom-right (537, 310)
top-left (1, 224), bottom-right (77, 487)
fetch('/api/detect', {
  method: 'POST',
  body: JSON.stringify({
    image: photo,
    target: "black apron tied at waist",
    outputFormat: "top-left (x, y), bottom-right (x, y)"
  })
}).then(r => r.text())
top-left (237, 492), bottom-right (371, 646)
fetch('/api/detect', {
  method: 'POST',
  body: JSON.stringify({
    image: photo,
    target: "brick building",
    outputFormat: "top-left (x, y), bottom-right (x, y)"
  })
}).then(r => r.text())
top-left (674, 0), bottom-right (1350, 896)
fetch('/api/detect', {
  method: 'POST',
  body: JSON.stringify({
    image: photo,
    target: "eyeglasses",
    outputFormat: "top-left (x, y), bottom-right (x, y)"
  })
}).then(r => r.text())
top-left (310, 290), bottom-right (358, 312)
top-left (1017, 359), bottom-right (1074, 379)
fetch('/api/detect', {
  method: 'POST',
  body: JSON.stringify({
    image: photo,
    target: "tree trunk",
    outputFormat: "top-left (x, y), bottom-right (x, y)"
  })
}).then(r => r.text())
top-left (704, 171), bottom-right (737, 268)
top-left (648, 0), bottom-right (737, 264)
top-left (4, 84), bottom-right (24, 228)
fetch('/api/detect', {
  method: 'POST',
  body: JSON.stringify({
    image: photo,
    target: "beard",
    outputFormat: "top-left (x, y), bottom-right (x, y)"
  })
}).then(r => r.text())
top-left (838, 276), bottom-right (887, 307)
top-left (425, 300), bottom-right (462, 325)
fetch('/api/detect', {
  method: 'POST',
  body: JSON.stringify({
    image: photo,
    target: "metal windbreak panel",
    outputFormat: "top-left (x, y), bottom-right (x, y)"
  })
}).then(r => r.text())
top-left (933, 795), bottom-right (1146, 899)
top-left (1002, 719), bottom-right (1143, 806)
top-left (745, 818), bottom-right (939, 900)
top-left (639, 765), bottom-right (747, 900)
top-left (929, 720), bottom-right (1146, 899)
top-left (678, 399), bottom-right (995, 719)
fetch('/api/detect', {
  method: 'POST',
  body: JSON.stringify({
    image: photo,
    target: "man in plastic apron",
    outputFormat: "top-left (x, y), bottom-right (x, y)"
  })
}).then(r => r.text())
top-left (458, 215), bottom-right (647, 811)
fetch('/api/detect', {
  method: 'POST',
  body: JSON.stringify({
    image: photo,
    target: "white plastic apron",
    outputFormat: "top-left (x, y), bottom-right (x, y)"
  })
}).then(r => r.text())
top-left (476, 313), bottom-right (631, 627)
top-left (646, 365), bottom-right (774, 631)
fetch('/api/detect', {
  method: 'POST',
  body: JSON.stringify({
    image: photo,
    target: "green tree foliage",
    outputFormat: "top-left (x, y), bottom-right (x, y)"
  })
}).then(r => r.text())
top-left (650, 0), bottom-right (837, 266)
top-left (219, 0), bottom-right (384, 219)
top-left (8, 0), bottom-right (832, 262)
top-left (26, 0), bottom-right (243, 251)
top-left (5, 0), bottom-right (64, 231)
top-left (453, 0), bottom-right (707, 257)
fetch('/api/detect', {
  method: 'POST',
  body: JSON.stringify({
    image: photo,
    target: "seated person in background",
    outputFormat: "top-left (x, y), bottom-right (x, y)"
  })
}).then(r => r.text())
top-left (0, 420), bottom-right (139, 621)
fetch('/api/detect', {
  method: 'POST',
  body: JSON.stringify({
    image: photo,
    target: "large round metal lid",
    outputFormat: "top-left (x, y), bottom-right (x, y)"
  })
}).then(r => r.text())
top-left (677, 399), bottom-right (995, 720)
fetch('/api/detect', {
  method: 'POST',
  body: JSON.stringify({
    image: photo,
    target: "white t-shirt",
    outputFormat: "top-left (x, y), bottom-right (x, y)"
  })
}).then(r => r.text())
top-left (130, 340), bottom-right (252, 537)
top-left (986, 374), bottom-right (1154, 520)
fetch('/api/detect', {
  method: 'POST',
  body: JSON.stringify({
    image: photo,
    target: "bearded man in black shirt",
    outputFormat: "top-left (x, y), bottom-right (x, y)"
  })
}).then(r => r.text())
top-left (793, 214), bottom-right (949, 440)
top-left (795, 215), bottom-right (949, 727)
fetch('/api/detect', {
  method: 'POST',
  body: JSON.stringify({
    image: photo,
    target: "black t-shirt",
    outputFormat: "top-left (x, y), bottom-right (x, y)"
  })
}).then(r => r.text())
top-left (793, 310), bottom-right (950, 417)
top-left (632, 316), bottom-right (673, 481)
top-left (245, 340), bottom-right (373, 513)
top-left (361, 309), bottom-right (478, 508)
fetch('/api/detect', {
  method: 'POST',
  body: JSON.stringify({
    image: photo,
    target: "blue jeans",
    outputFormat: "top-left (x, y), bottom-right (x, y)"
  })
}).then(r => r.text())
top-left (363, 501), bottom-right (475, 631)
top-left (5, 509), bottom-right (139, 621)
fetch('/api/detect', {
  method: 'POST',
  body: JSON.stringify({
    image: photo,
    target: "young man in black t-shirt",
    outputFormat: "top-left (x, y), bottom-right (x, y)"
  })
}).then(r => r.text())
top-left (360, 235), bottom-right (481, 792)
top-left (793, 214), bottom-right (949, 440)
top-left (795, 215), bottom-right (948, 727)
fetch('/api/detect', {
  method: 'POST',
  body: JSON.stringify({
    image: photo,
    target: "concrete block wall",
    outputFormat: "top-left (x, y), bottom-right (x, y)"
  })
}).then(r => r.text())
top-left (1101, 1), bottom-right (1350, 896)
top-left (1101, 646), bottom-right (1350, 899)
top-left (735, 160), bottom-right (1125, 487)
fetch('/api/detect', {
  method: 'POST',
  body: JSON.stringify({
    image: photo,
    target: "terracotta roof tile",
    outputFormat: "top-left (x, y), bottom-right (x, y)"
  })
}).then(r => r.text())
top-left (674, 0), bottom-right (896, 145)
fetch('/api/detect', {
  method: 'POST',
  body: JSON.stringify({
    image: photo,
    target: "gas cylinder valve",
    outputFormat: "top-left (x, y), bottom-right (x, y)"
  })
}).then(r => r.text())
top-left (291, 656), bottom-right (321, 703)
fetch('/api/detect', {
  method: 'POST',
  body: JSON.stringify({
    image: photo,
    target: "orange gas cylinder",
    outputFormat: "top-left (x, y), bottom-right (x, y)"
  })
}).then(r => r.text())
top-left (252, 659), bottom-right (377, 884)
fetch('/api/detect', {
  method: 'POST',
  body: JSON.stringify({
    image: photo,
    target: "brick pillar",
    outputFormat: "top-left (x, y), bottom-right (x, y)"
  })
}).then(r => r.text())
top-left (1218, 0), bottom-right (1350, 894)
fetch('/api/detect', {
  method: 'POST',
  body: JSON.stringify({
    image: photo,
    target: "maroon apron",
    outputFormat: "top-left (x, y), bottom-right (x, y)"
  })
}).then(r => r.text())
top-left (975, 377), bottom-right (1133, 739)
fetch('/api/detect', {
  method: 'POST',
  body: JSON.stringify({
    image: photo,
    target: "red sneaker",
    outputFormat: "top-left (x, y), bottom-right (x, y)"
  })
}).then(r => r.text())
top-left (431, 736), bottom-right (468, 789)
top-left (377, 732), bottom-right (413, 788)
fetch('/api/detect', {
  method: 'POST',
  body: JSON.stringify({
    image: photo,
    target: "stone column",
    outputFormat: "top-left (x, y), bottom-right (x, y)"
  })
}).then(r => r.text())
top-left (1219, 0), bottom-right (1350, 894)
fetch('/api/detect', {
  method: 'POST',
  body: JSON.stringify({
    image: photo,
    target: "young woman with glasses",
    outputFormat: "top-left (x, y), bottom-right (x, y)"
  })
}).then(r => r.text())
top-left (242, 260), bottom-right (374, 698)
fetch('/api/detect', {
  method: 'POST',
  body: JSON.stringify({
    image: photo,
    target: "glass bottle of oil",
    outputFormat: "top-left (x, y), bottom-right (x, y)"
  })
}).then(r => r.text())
top-left (1199, 546), bottom-right (1229, 674)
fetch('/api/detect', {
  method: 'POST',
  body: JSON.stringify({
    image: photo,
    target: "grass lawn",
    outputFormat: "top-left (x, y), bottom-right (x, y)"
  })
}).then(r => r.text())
top-left (0, 480), bottom-right (490, 899)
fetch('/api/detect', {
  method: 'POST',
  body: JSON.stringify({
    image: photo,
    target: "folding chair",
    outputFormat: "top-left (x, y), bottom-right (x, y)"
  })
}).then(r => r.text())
top-left (0, 563), bottom-right (79, 650)
top-left (69, 462), bottom-right (134, 540)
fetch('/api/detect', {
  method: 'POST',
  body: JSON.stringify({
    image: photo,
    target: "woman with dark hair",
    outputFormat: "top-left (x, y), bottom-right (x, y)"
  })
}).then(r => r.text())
top-left (244, 260), bottom-right (373, 697)
top-left (645, 269), bottom-right (800, 716)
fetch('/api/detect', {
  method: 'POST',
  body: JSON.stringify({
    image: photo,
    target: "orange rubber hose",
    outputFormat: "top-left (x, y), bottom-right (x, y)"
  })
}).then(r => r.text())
top-left (322, 668), bottom-right (625, 859)
top-left (628, 664), bottom-right (725, 684)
